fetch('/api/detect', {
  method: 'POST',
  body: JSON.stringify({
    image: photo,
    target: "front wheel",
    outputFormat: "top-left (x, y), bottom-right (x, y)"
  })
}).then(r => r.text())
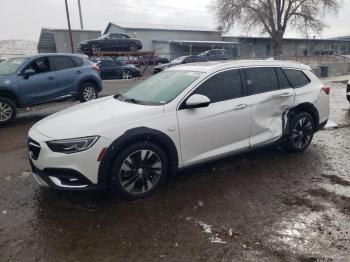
top-left (109, 142), bottom-right (168, 200)
top-left (0, 97), bottom-right (17, 127)
top-left (285, 112), bottom-right (315, 153)
top-left (78, 83), bottom-right (98, 103)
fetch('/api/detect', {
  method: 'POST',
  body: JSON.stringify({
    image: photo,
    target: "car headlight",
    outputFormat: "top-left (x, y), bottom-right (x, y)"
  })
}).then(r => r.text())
top-left (46, 136), bottom-right (99, 154)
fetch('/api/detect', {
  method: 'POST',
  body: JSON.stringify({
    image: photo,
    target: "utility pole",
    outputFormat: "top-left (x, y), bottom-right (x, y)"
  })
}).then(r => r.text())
top-left (65, 0), bottom-right (75, 53)
top-left (78, 0), bottom-right (84, 30)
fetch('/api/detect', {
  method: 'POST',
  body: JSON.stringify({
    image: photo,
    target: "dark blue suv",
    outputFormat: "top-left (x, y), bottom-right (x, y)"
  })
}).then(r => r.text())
top-left (0, 53), bottom-right (102, 126)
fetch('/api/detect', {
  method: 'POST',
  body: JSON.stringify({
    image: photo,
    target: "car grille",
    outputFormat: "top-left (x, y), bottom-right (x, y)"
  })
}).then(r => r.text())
top-left (28, 138), bottom-right (41, 160)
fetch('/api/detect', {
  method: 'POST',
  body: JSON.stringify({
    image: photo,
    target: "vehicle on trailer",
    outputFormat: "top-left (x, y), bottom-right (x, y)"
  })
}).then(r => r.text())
top-left (154, 55), bottom-right (206, 74)
top-left (28, 60), bottom-right (329, 199)
top-left (77, 33), bottom-right (143, 55)
top-left (96, 59), bottom-right (141, 80)
top-left (347, 80), bottom-right (350, 103)
top-left (0, 53), bottom-right (102, 126)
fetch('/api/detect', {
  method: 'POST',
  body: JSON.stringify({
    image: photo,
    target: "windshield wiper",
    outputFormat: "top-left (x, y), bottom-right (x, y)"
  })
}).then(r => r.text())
top-left (114, 93), bottom-right (144, 105)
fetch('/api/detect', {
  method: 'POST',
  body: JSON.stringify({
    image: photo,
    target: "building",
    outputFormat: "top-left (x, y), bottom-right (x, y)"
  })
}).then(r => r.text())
top-left (103, 22), bottom-right (222, 58)
top-left (37, 28), bottom-right (101, 53)
top-left (223, 36), bottom-right (350, 58)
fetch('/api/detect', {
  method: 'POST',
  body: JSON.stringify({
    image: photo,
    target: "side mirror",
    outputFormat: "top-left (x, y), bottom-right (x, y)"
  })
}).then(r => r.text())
top-left (23, 69), bottom-right (36, 79)
top-left (185, 94), bottom-right (211, 109)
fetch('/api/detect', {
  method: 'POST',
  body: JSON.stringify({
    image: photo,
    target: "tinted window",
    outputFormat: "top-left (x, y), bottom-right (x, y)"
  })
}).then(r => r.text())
top-left (26, 57), bottom-right (51, 74)
top-left (193, 70), bottom-right (241, 103)
top-left (114, 60), bottom-right (123, 66)
top-left (71, 56), bottom-right (84, 67)
top-left (100, 60), bottom-right (114, 67)
top-left (51, 56), bottom-right (76, 71)
top-left (283, 69), bottom-right (310, 88)
top-left (276, 68), bottom-right (292, 89)
top-left (244, 67), bottom-right (279, 95)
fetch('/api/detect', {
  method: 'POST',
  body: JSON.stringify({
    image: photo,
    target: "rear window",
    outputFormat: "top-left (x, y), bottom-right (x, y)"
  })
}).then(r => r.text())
top-left (283, 69), bottom-right (310, 88)
top-left (276, 68), bottom-right (292, 89)
top-left (244, 67), bottom-right (279, 95)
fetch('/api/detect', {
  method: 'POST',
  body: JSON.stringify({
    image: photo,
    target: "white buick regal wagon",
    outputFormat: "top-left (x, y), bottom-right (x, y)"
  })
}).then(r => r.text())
top-left (28, 60), bottom-right (330, 199)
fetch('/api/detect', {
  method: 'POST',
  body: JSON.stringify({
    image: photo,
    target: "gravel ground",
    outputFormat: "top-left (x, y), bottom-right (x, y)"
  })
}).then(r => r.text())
top-left (0, 77), bottom-right (350, 262)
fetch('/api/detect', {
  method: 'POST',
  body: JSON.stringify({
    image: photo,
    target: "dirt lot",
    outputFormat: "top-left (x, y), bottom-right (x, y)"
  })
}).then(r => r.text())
top-left (1, 77), bottom-right (350, 262)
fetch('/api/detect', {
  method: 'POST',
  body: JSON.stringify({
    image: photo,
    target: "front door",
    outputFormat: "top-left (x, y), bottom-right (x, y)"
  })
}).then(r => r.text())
top-left (18, 56), bottom-right (58, 105)
top-left (243, 67), bottom-right (295, 147)
top-left (177, 69), bottom-right (252, 166)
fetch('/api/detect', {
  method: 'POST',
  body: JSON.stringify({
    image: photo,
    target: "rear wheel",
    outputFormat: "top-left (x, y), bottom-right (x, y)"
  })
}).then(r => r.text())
top-left (78, 82), bottom-right (98, 103)
top-left (109, 142), bottom-right (168, 200)
top-left (285, 112), bottom-right (315, 153)
top-left (0, 97), bottom-right (16, 126)
top-left (122, 69), bottom-right (133, 80)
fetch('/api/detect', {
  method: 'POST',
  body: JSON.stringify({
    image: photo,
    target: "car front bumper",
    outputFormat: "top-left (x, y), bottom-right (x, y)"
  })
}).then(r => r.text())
top-left (28, 127), bottom-right (112, 191)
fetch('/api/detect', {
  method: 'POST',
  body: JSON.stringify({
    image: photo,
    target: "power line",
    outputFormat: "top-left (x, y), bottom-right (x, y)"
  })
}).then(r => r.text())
top-left (84, 0), bottom-right (209, 15)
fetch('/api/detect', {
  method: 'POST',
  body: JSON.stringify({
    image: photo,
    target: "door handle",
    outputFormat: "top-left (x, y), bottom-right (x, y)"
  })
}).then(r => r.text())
top-left (234, 104), bottom-right (248, 110)
top-left (280, 93), bottom-right (293, 97)
top-left (48, 76), bottom-right (55, 80)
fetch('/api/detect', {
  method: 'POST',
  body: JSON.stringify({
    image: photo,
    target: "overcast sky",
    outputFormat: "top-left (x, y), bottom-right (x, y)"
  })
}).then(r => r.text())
top-left (0, 0), bottom-right (349, 41)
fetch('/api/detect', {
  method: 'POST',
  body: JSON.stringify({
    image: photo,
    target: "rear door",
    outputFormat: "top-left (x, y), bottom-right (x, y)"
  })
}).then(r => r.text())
top-left (50, 56), bottom-right (83, 98)
top-left (243, 67), bottom-right (295, 147)
top-left (177, 69), bottom-right (252, 166)
top-left (99, 60), bottom-right (117, 79)
top-left (18, 56), bottom-right (58, 105)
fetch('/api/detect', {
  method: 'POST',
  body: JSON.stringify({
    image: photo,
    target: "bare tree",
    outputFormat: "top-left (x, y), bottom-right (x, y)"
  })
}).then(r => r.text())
top-left (212, 0), bottom-right (341, 56)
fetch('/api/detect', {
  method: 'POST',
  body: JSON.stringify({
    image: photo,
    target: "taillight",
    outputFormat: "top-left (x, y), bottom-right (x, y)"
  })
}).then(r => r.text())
top-left (321, 85), bottom-right (331, 95)
top-left (91, 63), bottom-right (100, 71)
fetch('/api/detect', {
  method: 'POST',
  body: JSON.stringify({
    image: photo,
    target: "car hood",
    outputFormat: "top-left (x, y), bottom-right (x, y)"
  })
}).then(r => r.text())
top-left (32, 96), bottom-right (164, 140)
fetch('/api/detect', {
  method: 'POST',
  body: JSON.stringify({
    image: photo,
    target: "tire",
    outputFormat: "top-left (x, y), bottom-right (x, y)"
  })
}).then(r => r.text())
top-left (109, 142), bottom-right (169, 200)
top-left (285, 112), bottom-right (315, 153)
top-left (0, 97), bottom-right (17, 127)
top-left (90, 43), bottom-right (101, 54)
top-left (78, 82), bottom-right (98, 103)
top-left (129, 44), bottom-right (138, 52)
top-left (121, 69), bottom-right (133, 80)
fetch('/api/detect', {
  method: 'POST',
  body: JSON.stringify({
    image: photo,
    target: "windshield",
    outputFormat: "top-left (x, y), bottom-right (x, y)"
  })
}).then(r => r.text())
top-left (198, 51), bottom-right (209, 56)
top-left (119, 70), bottom-right (203, 105)
top-left (171, 56), bottom-right (187, 64)
top-left (0, 58), bottom-right (28, 76)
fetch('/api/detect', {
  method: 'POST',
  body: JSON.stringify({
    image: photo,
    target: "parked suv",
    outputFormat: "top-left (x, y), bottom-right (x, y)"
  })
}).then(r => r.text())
top-left (0, 54), bottom-right (102, 126)
top-left (347, 80), bottom-right (350, 103)
top-left (28, 60), bottom-right (329, 199)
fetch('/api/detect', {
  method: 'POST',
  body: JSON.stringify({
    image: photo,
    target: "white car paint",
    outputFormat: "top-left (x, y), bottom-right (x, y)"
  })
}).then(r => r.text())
top-left (28, 60), bottom-right (330, 190)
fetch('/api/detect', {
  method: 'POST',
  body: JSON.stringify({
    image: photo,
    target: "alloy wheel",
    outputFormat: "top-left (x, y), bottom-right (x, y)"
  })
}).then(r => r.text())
top-left (291, 117), bottom-right (313, 149)
top-left (83, 86), bottom-right (97, 101)
top-left (0, 101), bottom-right (13, 122)
top-left (119, 150), bottom-right (162, 195)
top-left (130, 44), bottom-right (138, 52)
top-left (122, 70), bottom-right (133, 79)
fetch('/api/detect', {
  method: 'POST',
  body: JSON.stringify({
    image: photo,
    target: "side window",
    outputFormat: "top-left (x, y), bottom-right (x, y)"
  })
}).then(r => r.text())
top-left (114, 60), bottom-right (123, 66)
top-left (51, 56), bottom-right (76, 71)
top-left (26, 57), bottom-right (51, 74)
top-left (244, 67), bottom-right (279, 95)
top-left (283, 69), bottom-right (310, 88)
top-left (276, 68), bottom-right (292, 89)
top-left (193, 70), bottom-right (242, 103)
top-left (71, 56), bottom-right (84, 67)
top-left (101, 60), bottom-right (114, 67)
